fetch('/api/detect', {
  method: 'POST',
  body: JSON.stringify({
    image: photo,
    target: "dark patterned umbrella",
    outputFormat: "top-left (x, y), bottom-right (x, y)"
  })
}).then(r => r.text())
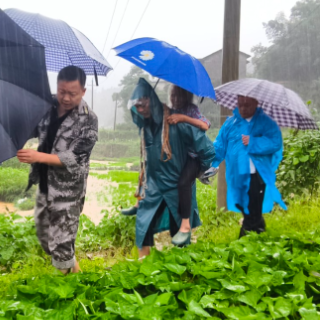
top-left (215, 78), bottom-right (318, 130)
top-left (5, 8), bottom-right (112, 78)
top-left (0, 9), bottom-right (52, 162)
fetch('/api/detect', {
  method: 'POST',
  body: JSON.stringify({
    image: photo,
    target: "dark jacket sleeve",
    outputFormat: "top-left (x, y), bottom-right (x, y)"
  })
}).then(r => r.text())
top-left (178, 123), bottom-right (215, 172)
top-left (57, 112), bottom-right (98, 175)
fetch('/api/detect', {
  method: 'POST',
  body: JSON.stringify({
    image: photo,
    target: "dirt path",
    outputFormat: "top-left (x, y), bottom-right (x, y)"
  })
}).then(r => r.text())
top-left (0, 171), bottom-right (115, 225)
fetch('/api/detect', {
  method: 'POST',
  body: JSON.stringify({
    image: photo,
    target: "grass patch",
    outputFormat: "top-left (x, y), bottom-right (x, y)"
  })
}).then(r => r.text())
top-left (0, 167), bottom-right (34, 202)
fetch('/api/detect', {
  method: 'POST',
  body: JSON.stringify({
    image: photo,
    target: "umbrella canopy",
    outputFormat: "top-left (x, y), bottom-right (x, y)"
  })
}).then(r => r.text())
top-left (5, 8), bottom-right (112, 78)
top-left (113, 37), bottom-right (215, 99)
top-left (0, 9), bottom-right (52, 163)
top-left (215, 78), bottom-right (318, 130)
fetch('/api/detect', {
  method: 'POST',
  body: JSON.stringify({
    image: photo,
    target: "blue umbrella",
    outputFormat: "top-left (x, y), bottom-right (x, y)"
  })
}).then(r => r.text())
top-left (113, 37), bottom-right (215, 99)
top-left (0, 9), bottom-right (52, 162)
top-left (5, 8), bottom-right (112, 79)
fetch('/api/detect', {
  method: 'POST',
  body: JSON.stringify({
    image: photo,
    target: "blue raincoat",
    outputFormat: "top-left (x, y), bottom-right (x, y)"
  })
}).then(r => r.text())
top-left (212, 107), bottom-right (287, 214)
top-left (130, 78), bottom-right (215, 248)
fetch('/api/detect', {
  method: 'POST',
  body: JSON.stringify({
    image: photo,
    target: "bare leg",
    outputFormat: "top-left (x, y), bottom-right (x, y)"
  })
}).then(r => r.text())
top-left (59, 259), bottom-right (81, 275)
top-left (139, 246), bottom-right (150, 258)
top-left (179, 218), bottom-right (191, 232)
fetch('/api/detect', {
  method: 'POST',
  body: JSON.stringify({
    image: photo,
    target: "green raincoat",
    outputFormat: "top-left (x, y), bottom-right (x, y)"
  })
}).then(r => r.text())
top-left (130, 78), bottom-right (215, 248)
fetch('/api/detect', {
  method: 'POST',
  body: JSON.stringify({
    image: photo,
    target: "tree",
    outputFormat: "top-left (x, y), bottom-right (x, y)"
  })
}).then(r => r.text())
top-left (251, 0), bottom-right (320, 116)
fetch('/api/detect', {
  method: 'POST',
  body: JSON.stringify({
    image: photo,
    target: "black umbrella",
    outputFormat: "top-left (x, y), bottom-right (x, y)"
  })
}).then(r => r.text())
top-left (0, 9), bottom-right (52, 163)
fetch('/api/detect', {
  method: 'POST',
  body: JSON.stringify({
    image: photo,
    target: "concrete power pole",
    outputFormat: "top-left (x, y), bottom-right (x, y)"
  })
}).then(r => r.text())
top-left (217, 0), bottom-right (241, 210)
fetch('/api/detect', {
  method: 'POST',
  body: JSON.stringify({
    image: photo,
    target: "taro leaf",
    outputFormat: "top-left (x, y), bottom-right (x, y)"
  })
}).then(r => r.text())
top-left (237, 289), bottom-right (262, 308)
top-left (218, 279), bottom-right (247, 293)
top-left (168, 282), bottom-right (192, 292)
top-left (199, 295), bottom-right (216, 309)
top-left (118, 292), bottom-right (137, 304)
top-left (218, 306), bottom-right (253, 319)
top-left (119, 272), bottom-right (137, 289)
top-left (299, 155), bottom-right (309, 163)
top-left (52, 284), bottom-right (76, 299)
top-left (293, 270), bottom-right (306, 291)
top-left (140, 262), bottom-right (162, 276)
top-left (244, 271), bottom-right (273, 288)
top-left (188, 252), bottom-right (203, 262)
top-left (210, 289), bottom-right (234, 301)
top-left (188, 300), bottom-right (211, 318)
top-left (104, 298), bottom-right (121, 315)
top-left (163, 263), bottom-right (187, 275)
top-left (271, 271), bottom-right (287, 286)
top-left (155, 293), bottom-right (172, 306)
top-left (274, 298), bottom-right (292, 318)
top-left (299, 307), bottom-right (319, 320)
top-left (293, 158), bottom-right (300, 165)
top-left (144, 293), bottom-right (158, 305)
top-left (178, 286), bottom-right (205, 304)
top-left (0, 246), bottom-right (15, 262)
top-left (118, 297), bottom-right (138, 319)
top-left (137, 304), bottom-right (168, 320)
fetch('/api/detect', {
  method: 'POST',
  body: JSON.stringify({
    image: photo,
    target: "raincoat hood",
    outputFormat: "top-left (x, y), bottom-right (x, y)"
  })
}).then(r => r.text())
top-left (129, 78), bottom-right (163, 128)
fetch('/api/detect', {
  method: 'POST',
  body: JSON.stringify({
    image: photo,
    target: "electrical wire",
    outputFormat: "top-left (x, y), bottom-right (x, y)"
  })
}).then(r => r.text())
top-left (129, 0), bottom-right (152, 39)
top-left (102, 0), bottom-right (118, 54)
top-left (106, 0), bottom-right (130, 59)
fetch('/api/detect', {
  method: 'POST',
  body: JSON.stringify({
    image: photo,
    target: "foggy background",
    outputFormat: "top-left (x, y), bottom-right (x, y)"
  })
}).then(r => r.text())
top-left (2, 0), bottom-right (317, 129)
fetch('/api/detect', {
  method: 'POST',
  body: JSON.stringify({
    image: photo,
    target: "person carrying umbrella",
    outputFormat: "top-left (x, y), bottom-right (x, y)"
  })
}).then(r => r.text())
top-left (129, 78), bottom-right (215, 257)
top-left (212, 95), bottom-right (287, 237)
top-left (17, 66), bottom-right (98, 274)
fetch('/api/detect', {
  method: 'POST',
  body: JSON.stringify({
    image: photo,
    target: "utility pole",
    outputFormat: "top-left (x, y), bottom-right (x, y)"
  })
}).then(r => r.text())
top-left (113, 98), bottom-right (117, 131)
top-left (217, 0), bottom-right (241, 210)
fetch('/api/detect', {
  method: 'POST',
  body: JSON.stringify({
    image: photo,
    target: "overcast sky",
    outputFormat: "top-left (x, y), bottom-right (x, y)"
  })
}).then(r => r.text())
top-left (1, 0), bottom-right (298, 89)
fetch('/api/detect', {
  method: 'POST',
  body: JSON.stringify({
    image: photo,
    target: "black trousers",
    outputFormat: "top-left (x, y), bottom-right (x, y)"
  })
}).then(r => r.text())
top-left (237, 172), bottom-right (266, 238)
top-left (178, 156), bottom-right (201, 219)
top-left (142, 201), bottom-right (179, 247)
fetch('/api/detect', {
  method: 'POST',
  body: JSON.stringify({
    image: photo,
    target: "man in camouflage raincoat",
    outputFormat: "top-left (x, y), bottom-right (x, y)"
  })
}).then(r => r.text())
top-left (17, 66), bottom-right (98, 274)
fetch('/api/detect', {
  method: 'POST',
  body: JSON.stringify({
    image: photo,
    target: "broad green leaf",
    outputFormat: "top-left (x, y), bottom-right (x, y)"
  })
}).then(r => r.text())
top-left (155, 293), bottom-right (172, 306)
top-left (219, 306), bottom-right (253, 319)
top-left (299, 155), bottom-right (309, 163)
top-left (188, 300), bottom-right (211, 318)
top-left (163, 263), bottom-right (186, 275)
top-left (274, 298), bottom-right (292, 317)
top-left (199, 295), bottom-right (216, 309)
top-left (218, 279), bottom-right (247, 293)
top-left (293, 271), bottom-right (306, 291)
top-left (299, 307), bottom-right (319, 320)
top-left (237, 289), bottom-right (262, 308)
top-left (52, 284), bottom-right (75, 299)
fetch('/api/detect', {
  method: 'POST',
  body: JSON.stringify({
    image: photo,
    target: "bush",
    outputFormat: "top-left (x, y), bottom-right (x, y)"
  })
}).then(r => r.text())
top-left (277, 129), bottom-right (320, 199)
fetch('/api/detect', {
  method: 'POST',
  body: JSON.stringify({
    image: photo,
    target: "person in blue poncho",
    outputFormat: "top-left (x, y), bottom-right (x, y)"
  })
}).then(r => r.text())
top-left (212, 95), bottom-right (287, 238)
top-left (129, 78), bottom-right (215, 257)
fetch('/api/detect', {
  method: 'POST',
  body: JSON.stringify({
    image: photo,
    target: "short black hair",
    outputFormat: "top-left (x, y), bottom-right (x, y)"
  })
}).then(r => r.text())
top-left (57, 66), bottom-right (86, 87)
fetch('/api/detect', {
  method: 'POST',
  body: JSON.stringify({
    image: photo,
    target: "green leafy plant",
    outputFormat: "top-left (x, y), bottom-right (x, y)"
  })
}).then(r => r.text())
top-left (1, 232), bottom-right (319, 319)
top-left (277, 129), bottom-right (320, 199)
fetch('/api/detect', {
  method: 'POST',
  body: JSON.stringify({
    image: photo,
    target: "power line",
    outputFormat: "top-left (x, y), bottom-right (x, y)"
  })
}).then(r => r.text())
top-left (102, 0), bottom-right (118, 54)
top-left (107, 0), bottom-right (130, 59)
top-left (108, 0), bottom-right (152, 77)
top-left (130, 0), bottom-right (152, 39)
